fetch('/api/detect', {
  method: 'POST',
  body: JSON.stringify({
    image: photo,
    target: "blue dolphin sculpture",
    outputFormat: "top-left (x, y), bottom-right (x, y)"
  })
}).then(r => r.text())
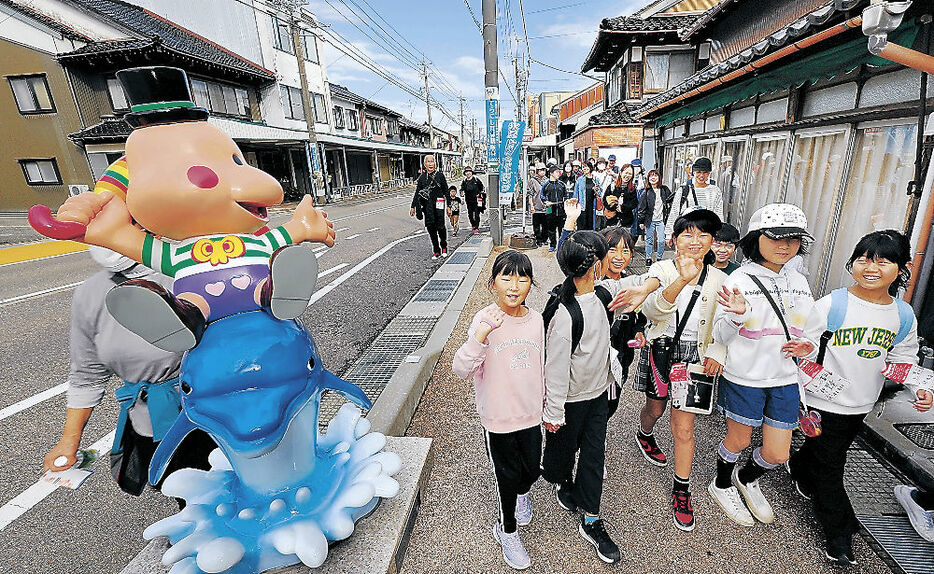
top-left (148, 310), bottom-right (371, 486)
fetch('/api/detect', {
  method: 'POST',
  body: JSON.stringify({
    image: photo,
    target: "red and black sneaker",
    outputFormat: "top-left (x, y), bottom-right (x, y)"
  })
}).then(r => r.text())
top-left (672, 490), bottom-right (695, 531)
top-left (636, 431), bottom-right (668, 467)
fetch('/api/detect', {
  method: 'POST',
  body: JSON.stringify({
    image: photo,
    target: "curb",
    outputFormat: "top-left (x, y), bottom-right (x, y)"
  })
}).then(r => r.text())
top-left (366, 236), bottom-right (493, 436)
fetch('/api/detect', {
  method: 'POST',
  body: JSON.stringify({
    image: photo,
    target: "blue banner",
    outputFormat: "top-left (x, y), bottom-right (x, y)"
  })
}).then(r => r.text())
top-left (497, 120), bottom-right (526, 198)
top-left (485, 94), bottom-right (499, 167)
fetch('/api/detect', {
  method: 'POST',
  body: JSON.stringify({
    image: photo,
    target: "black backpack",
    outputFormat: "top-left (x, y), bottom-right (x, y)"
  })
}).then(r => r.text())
top-left (542, 284), bottom-right (614, 354)
top-left (679, 182), bottom-right (698, 211)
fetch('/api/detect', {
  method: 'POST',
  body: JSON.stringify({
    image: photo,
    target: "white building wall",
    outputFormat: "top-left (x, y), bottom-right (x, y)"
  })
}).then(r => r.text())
top-left (19, 0), bottom-right (128, 41)
top-left (0, 4), bottom-right (85, 53)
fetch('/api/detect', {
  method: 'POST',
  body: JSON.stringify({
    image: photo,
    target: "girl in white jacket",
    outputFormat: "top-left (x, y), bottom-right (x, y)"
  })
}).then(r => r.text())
top-left (786, 230), bottom-right (932, 564)
top-left (708, 204), bottom-right (815, 528)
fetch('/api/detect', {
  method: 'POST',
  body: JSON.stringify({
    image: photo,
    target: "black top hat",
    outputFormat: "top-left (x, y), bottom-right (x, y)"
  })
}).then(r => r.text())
top-left (117, 66), bottom-right (209, 128)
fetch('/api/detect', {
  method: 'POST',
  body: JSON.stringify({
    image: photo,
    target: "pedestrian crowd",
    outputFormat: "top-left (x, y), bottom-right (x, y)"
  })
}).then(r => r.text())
top-left (453, 182), bottom-right (934, 570)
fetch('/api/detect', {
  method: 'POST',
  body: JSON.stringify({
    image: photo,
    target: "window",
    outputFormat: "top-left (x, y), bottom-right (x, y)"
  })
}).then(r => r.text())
top-left (222, 85), bottom-right (239, 117)
top-left (333, 106), bottom-right (345, 128)
top-left (302, 34), bottom-right (318, 63)
top-left (280, 85), bottom-right (304, 121)
top-left (208, 82), bottom-right (225, 114)
top-left (719, 140), bottom-right (747, 226)
top-left (19, 158), bottom-right (61, 185)
top-left (313, 93), bottom-right (328, 124)
top-left (644, 51), bottom-right (694, 93)
top-left (823, 124), bottom-right (917, 292)
top-left (347, 109), bottom-right (359, 130)
top-left (365, 116), bottom-right (382, 136)
top-left (9, 74), bottom-right (55, 113)
top-left (191, 79), bottom-right (210, 109)
top-left (88, 151), bottom-right (125, 180)
top-left (802, 83), bottom-right (858, 117)
top-left (742, 136), bottom-right (788, 234)
top-left (784, 130), bottom-right (848, 291)
top-left (271, 14), bottom-right (293, 54)
top-left (387, 119), bottom-right (398, 136)
top-left (106, 78), bottom-right (128, 111)
top-left (235, 88), bottom-right (251, 117)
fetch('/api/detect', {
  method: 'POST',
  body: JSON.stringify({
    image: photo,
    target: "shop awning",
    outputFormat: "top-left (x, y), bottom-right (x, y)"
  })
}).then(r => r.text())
top-left (653, 20), bottom-right (921, 127)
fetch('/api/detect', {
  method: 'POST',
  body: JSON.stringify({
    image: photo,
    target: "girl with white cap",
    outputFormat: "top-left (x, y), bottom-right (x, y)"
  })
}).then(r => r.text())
top-left (707, 203), bottom-right (815, 528)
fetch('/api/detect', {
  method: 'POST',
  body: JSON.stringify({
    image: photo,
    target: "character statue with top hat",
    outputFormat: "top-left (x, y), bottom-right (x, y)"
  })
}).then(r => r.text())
top-left (29, 66), bottom-right (402, 574)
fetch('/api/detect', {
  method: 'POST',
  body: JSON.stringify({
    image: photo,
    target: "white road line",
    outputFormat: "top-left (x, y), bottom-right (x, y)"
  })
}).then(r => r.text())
top-left (0, 384), bottom-right (67, 422)
top-left (0, 250), bottom-right (86, 268)
top-left (345, 234), bottom-right (361, 240)
top-left (334, 227), bottom-right (350, 233)
top-left (318, 263), bottom-right (348, 278)
top-left (308, 231), bottom-right (424, 306)
top-left (0, 430), bottom-right (115, 531)
top-left (0, 282), bottom-right (82, 307)
top-left (367, 227), bottom-right (380, 232)
top-left (311, 245), bottom-right (328, 253)
top-left (331, 202), bottom-right (408, 222)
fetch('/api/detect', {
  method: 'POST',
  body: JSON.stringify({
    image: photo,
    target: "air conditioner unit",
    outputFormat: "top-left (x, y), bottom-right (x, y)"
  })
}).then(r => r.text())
top-left (68, 184), bottom-right (90, 197)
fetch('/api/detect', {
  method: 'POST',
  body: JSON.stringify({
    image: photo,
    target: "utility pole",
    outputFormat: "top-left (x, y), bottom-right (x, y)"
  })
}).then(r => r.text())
top-left (514, 57), bottom-right (529, 233)
top-left (482, 0), bottom-right (501, 244)
top-left (275, 0), bottom-right (323, 203)
top-left (421, 61), bottom-right (435, 151)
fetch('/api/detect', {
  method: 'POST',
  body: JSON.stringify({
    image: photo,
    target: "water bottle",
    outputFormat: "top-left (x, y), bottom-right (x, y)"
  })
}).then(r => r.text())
top-left (53, 449), bottom-right (98, 470)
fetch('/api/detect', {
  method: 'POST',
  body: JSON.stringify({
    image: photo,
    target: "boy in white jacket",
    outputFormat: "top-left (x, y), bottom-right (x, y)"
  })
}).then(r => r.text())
top-left (708, 204), bottom-right (815, 528)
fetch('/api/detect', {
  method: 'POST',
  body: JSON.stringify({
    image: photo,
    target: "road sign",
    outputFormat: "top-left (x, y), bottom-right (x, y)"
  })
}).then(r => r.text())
top-left (485, 87), bottom-right (500, 167)
top-left (498, 121), bottom-right (526, 198)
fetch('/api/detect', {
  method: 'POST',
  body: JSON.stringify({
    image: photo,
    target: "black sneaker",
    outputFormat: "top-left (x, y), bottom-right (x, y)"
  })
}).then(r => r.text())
top-left (578, 517), bottom-right (621, 564)
top-left (555, 483), bottom-right (577, 513)
top-left (825, 535), bottom-right (857, 565)
top-left (636, 431), bottom-right (668, 467)
top-left (784, 461), bottom-right (813, 500)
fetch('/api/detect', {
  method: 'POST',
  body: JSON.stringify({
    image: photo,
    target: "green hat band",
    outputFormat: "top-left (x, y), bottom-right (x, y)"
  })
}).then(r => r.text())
top-left (130, 100), bottom-right (196, 113)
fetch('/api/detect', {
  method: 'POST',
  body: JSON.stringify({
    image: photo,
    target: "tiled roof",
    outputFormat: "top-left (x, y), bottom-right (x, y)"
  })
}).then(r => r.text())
top-left (586, 104), bottom-right (640, 126)
top-left (68, 116), bottom-right (132, 144)
top-left (601, 13), bottom-right (701, 32)
top-left (61, 37), bottom-right (152, 55)
top-left (581, 13), bottom-right (700, 73)
top-left (399, 117), bottom-right (429, 132)
top-left (636, 2), bottom-right (856, 118)
top-left (0, 0), bottom-right (92, 41)
top-left (328, 82), bottom-right (401, 118)
top-left (57, 0), bottom-right (272, 80)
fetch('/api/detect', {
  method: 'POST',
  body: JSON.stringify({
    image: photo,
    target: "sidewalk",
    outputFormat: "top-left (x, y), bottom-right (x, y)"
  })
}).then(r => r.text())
top-left (401, 243), bottom-right (899, 573)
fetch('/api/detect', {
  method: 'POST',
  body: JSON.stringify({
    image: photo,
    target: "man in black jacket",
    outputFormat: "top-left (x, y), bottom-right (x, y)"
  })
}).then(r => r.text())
top-left (410, 155), bottom-right (449, 260)
top-left (540, 164), bottom-right (564, 251)
top-left (460, 166), bottom-right (485, 233)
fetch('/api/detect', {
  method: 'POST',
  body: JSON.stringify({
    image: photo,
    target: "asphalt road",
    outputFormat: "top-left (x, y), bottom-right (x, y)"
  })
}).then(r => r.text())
top-left (0, 190), bottom-right (469, 574)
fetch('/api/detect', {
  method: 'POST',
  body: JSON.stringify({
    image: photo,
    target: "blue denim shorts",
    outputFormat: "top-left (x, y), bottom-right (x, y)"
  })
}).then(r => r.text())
top-left (717, 377), bottom-right (799, 430)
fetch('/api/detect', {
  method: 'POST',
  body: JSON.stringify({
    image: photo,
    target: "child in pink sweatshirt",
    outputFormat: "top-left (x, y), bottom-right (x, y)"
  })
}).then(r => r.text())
top-left (453, 250), bottom-right (544, 571)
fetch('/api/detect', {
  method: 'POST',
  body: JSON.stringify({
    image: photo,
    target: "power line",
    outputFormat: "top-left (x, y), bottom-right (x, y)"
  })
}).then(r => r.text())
top-left (528, 1), bottom-right (590, 14)
top-left (530, 57), bottom-right (600, 81)
top-left (463, 0), bottom-right (482, 32)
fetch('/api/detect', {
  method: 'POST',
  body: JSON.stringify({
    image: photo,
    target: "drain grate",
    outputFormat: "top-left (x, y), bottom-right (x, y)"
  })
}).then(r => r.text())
top-left (384, 315), bottom-right (438, 336)
top-left (858, 514), bottom-right (934, 574)
top-left (895, 423), bottom-right (934, 450)
top-left (468, 237), bottom-right (483, 244)
top-left (844, 448), bottom-right (905, 515)
top-left (446, 251), bottom-right (476, 265)
top-left (413, 279), bottom-right (460, 302)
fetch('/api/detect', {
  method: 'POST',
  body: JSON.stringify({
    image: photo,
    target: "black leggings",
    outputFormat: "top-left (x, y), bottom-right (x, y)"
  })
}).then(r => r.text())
top-left (484, 425), bottom-right (542, 533)
top-left (466, 202), bottom-right (482, 229)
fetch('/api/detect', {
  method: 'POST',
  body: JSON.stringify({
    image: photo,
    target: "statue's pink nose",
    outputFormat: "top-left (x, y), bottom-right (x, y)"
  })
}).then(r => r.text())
top-left (188, 165), bottom-right (219, 189)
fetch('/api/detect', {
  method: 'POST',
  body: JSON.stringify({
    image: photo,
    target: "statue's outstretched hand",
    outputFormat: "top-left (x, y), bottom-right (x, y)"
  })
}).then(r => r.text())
top-left (291, 195), bottom-right (335, 246)
top-left (30, 191), bottom-right (131, 247)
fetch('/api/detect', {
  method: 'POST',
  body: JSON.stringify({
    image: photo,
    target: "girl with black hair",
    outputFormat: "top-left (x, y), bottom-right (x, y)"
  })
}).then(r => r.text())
top-left (541, 218), bottom-right (652, 565)
top-left (785, 230), bottom-right (932, 564)
top-left (573, 163), bottom-right (598, 231)
top-left (600, 226), bottom-right (647, 419)
top-left (453, 250), bottom-right (543, 570)
top-left (709, 203), bottom-right (815, 531)
top-left (633, 209), bottom-right (728, 532)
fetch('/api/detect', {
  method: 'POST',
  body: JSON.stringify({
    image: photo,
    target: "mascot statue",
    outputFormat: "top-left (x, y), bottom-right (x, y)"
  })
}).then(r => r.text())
top-left (29, 66), bottom-right (401, 574)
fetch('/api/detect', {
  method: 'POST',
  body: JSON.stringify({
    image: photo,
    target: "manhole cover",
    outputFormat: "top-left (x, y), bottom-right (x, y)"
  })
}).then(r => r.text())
top-left (858, 514), bottom-right (934, 574)
top-left (413, 279), bottom-right (460, 302)
top-left (895, 424), bottom-right (934, 449)
top-left (446, 252), bottom-right (476, 265)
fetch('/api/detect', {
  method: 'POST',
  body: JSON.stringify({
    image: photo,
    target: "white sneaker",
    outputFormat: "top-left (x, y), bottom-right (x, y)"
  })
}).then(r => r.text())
top-left (732, 466), bottom-right (774, 523)
top-left (895, 485), bottom-right (934, 542)
top-left (515, 492), bottom-right (532, 526)
top-left (493, 523), bottom-right (531, 570)
top-left (707, 480), bottom-right (755, 526)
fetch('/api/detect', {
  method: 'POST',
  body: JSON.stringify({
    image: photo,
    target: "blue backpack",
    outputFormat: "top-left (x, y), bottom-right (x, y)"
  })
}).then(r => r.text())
top-left (816, 288), bottom-right (914, 364)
